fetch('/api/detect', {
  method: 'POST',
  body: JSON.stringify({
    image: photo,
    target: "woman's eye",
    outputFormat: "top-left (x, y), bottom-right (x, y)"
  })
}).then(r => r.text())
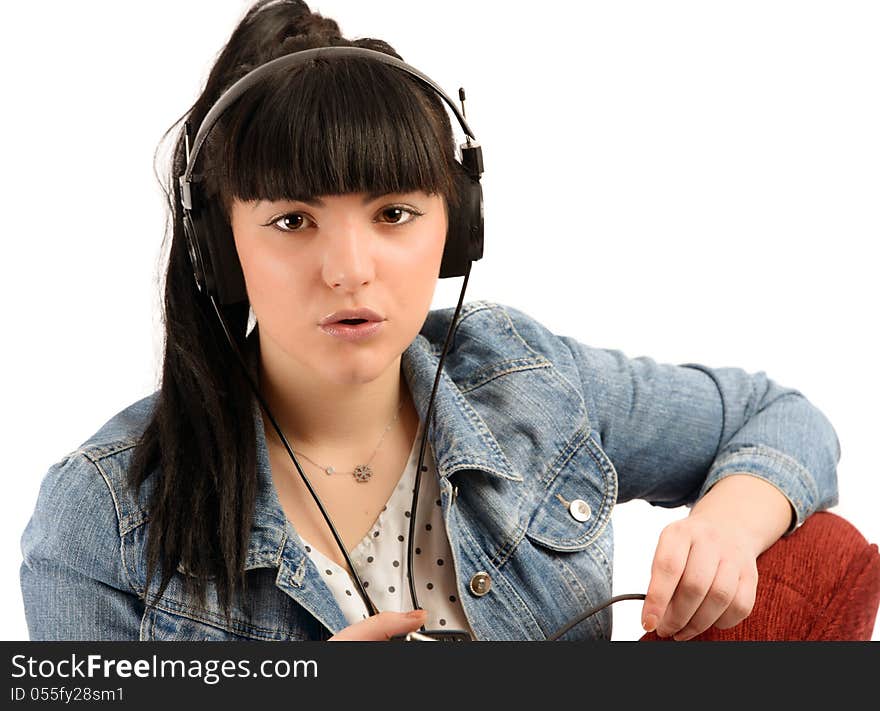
top-left (271, 213), bottom-right (314, 233)
top-left (376, 206), bottom-right (423, 225)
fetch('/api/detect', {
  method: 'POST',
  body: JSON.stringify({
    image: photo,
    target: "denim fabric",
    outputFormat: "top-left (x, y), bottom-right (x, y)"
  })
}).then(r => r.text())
top-left (20, 300), bottom-right (840, 640)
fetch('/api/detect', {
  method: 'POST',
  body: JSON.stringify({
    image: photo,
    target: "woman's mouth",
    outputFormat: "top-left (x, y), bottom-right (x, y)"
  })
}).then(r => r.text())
top-left (319, 319), bottom-right (385, 342)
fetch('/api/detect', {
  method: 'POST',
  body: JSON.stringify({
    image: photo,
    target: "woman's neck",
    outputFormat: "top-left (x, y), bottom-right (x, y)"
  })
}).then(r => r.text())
top-left (256, 350), bottom-right (414, 452)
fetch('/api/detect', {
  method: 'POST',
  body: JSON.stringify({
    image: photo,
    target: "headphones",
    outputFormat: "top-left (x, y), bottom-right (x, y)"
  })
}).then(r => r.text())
top-left (178, 45), bottom-right (485, 306)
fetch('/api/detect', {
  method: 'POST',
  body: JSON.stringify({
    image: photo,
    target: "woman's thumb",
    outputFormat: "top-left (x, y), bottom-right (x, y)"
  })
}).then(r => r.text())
top-left (329, 609), bottom-right (428, 641)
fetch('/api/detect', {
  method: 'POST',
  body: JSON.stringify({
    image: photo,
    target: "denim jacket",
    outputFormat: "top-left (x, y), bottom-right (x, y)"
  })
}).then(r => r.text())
top-left (20, 300), bottom-right (840, 640)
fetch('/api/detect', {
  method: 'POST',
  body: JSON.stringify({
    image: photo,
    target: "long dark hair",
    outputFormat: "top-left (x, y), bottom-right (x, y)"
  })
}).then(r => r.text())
top-left (128, 0), bottom-right (462, 625)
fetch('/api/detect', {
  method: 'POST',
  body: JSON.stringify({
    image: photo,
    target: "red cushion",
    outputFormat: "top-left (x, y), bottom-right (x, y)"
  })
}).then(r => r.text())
top-left (639, 511), bottom-right (880, 641)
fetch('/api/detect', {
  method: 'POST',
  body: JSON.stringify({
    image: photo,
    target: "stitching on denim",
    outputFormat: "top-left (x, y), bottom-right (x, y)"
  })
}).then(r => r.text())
top-left (80, 440), bottom-right (139, 461)
top-left (120, 530), bottom-right (145, 597)
top-left (593, 432), bottom-right (620, 518)
top-left (119, 509), bottom-right (149, 537)
top-left (144, 592), bottom-right (285, 639)
top-left (497, 304), bottom-right (586, 410)
top-left (147, 601), bottom-right (288, 640)
top-left (456, 300), bottom-right (493, 323)
top-left (538, 423), bottom-right (588, 488)
top-left (442, 462), bottom-right (520, 481)
top-left (584, 528), bottom-right (613, 575)
top-left (429, 300), bottom-right (494, 355)
top-left (457, 520), bottom-right (542, 638)
top-left (494, 304), bottom-right (540, 355)
top-left (288, 554), bottom-right (308, 588)
top-left (434, 369), bottom-right (521, 481)
top-left (460, 358), bottom-right (552, 392)
top-left (138, 607), bottom-right (151, 640)
top-left (492, 521), bottom-right (526, 569)
top-left (442, 477), bottom-right (527, 569)
top-left (275, 562), bottom-right (344, 638)
top-left (77, 445), bottom-right (151, 536)
top-left (715, 444), bottom-right (819, 503)
top-left (524, 433), bottom-right (617, 551)
top-left (556, 554), bottom-right (605, 639)
top-left (77, 452), bottom-right (140, 597)
top-left (710, 445), bottom-right (818, 519)
top-left (440, 496), bottom-right (480, 637)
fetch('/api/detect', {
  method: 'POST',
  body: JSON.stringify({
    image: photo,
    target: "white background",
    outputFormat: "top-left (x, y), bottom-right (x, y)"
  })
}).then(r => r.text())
top-left (2, 0), bottom-right (877, 642)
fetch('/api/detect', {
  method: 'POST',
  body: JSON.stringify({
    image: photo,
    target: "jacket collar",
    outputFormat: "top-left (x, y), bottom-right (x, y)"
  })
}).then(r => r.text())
top-left (242, 323), bottom-right (521, 570)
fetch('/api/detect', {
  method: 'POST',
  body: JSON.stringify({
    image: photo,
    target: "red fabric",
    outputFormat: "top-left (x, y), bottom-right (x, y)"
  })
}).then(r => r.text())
top-left (639, 511), bottom-right (880, 641)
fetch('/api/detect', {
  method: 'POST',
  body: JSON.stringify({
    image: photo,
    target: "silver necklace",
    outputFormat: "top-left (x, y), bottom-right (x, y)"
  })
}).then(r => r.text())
top-left (285, 398), bottom-right (405, 483)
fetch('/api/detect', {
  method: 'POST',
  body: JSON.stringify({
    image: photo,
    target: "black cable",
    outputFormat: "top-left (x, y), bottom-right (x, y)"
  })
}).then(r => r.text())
top-left (546, 594), bottom-right (647, 641)
top-left (207, 277), bottom-right (648, 642)
top-left (407, 259), bottom-right (472, 626)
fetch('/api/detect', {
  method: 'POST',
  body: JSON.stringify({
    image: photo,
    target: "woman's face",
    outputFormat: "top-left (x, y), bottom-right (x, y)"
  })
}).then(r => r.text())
top-left (230, 190), bottom-right (447, 386)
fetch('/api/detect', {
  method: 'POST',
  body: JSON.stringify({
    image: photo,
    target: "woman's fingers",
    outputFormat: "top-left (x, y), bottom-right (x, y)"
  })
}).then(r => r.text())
top-left (655, 537), bottom-right (719, 638)
top-left (642, 525), bottom-right (691, 633)
top-left (671, 556), bottom-right (741, 640)
top-left (327, 609), bottom-right (428, 641)
top-left (713, 560), bottom-right (758, 630)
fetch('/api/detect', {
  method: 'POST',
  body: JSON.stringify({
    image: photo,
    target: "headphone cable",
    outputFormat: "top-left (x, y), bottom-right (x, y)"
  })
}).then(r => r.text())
top-left (206, 292), bottom-right (648, 641)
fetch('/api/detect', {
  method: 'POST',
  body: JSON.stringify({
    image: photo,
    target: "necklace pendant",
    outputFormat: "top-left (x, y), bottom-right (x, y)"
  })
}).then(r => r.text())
top-left (352, 464), bottom-right (373, 483)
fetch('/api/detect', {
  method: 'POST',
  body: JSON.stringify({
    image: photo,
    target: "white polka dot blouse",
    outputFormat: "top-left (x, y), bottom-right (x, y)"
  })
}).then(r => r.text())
top-left (299, 417), bottom-right (474, 636)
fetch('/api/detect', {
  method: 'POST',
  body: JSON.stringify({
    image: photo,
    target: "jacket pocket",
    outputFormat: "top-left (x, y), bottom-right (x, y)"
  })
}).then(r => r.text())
top-left (524, 430), bottom-right (617, 551)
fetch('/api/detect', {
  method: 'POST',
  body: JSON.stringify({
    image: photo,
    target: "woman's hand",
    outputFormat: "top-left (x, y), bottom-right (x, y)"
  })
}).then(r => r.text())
top-left (328, 609), bottom-right (429, 641)
top-left (641, 513), bottom-right (760, 641)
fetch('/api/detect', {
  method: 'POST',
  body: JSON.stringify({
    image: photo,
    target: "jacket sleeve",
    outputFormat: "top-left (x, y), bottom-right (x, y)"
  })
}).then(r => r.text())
top-left (20, 452), bottom-right (144, 640)
top-left (497, 302), bottom-right (840, 537)
top-left (557, 336), bottom-right (841, 536)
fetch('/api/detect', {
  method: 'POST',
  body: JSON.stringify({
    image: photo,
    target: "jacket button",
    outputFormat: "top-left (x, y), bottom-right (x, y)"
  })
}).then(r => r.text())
top-left (569, 499), bottom-right (592, 522)
top-left (469, 572), bottom-right (492, 596)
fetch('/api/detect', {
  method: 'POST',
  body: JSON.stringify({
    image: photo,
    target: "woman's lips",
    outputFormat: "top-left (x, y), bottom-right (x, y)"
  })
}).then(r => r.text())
top-left (319, 320), bottom-right (385, 342)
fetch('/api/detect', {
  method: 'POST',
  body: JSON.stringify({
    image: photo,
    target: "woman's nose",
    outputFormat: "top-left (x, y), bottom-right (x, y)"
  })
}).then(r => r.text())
top-left (321, 221), bottom-right (376, 290)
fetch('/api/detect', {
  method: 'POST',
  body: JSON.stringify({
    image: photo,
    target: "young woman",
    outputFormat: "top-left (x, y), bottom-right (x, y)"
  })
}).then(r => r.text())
top-left (20, 0), bottom-right (840, 641)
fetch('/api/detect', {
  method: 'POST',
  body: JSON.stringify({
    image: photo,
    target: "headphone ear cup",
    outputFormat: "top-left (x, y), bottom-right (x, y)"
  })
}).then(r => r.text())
top-left (440, 161), bottom-right (484, 278)
top-left (183, 211), bottom-right (212, 297)
top-left (181, 181), bottom-right (249, 305)
top-left (200, 198), bottom-right (249, 305)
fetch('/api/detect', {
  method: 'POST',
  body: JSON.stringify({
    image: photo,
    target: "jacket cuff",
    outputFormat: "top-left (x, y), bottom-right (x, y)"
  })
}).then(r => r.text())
top-left (693, 444), bottom-right (820, 536)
